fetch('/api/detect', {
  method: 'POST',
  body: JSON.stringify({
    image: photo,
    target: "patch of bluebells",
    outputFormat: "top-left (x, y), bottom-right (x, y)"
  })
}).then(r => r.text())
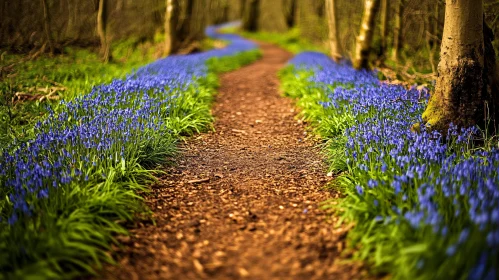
top-left (288, 52), bottom-right (378, 88)
top-left (289, 52), bottom-right (499, 278)
top-left (0, 23), bottom-right (257, 226)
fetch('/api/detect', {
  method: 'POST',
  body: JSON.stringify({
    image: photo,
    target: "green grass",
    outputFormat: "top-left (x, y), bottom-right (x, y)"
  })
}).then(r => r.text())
top-left (278, 66), bottom-right (354, 174)
top-left (0, 38), bottom-right (161, 147)
top-left (0, 49), bottom-right (261, 280)
top-left (219, 26), bottom-right (327, 54)
top-left (279, 63), bottom-right (499, 279)
top-left (0, 35), bottom-right (228, 147)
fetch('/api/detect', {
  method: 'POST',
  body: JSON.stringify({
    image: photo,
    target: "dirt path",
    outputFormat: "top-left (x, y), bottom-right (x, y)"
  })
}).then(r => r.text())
top-left (103, 43), bottom-right (367, 280)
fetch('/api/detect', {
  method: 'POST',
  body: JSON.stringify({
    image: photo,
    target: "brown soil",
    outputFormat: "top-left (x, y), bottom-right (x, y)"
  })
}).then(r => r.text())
top-left (102, 43), bottom-right (368, 280)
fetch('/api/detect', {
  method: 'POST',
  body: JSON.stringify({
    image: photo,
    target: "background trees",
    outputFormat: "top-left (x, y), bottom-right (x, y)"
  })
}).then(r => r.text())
top-left (2, 0), bottom-right (499, 90)
top-left (97, 0), bottom-right (111, 61)
top-left (0, 0), bottom-right (243, 57)
top-left (325, 0), bottom-right (342, 62)
top-left (352, 0), bottom-right (381, 69)
top-left (237, 0), bottom-right (499, 78)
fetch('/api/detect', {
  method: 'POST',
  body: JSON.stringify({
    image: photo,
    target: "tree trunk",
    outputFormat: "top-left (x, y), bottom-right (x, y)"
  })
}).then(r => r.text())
top-left (482, 17), bottom-right (499, 132)
top-left (353, 0), bottom-right (381, 70)
top-left (284, 0), bottom-right (297, 28)
top-left (258, 0), bottom-right (288, 33)
top-left (164, 0), bottom-right (178, 56)
top-left (422, 0), bottom-right (487, 133)
top-left (41, 0), bottom-right (55, 54)
top-left (242, 0), bottom-right (259, 31)
top-left (431, 0), bottom-right (440, 47)
top-left (392, 0), bottom-right (404, 61)
top-left (97, 0), bottom-right (111, 62)
top-left (378, 0), bottom-right (388, 64)
top-left (325, 0), bottom-right (342, 62)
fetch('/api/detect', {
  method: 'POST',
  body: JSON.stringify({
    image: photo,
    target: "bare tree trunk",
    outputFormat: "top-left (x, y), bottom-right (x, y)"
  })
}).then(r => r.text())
top-left (431, 0), bottom-right (440, 47)
top-left (242, 0), bottom-right (259, 31)
top-left (325, 0), bottom-right (342, 62)
top-left (65, 0), bottom-right (73, 38)
top-left (482, 17), bottom-right (499, 132)
top-left (378, 0), bottom-right (388, 64)
top-left (41, 0), bottom-right (55, 54)
top-left (422, 0), bottom-right (486, 132)
top-left (164, 0), bottom-right (178, 56)
top-left (392, 0), bottom-right (404, 61)
top-left (258, 0), bottom-right (288, 32)
top-left (116, 0), bottom-right (124, 11)
top-left (222, 0), bottom-right (230, 24)
top-left (353, 0), bottom-right (381, 70)
top-left (240, 0), bottom-right (246, 18)
top-left (97, 0), bottom-right (111, 62)
top-left (284, 0), bottom-right (297, 28)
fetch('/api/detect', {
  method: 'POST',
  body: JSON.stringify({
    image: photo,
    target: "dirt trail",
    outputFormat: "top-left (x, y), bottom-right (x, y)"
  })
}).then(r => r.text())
top-left (103, 43), bottom-right (367, 280)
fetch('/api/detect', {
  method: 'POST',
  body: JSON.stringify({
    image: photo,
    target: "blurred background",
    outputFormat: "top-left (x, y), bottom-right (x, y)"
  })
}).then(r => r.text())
top-left (2, 0), bottom-right (499, 65)
top-left (2, 0), bottom-right (499, 116)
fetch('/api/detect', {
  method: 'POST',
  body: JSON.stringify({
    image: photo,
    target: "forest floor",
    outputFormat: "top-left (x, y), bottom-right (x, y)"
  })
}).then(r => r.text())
top-left (101, 42), bottom-right (369, 280)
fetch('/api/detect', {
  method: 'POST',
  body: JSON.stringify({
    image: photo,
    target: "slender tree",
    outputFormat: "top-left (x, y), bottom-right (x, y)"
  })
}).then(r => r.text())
top-left (325, 0), bottom-right (342, 62)
top-left (378, 0), bottom-right (388, 64)
top-left (353, 0), bottom-right (381, 69)
top-left (41, 0), bottom-right (55, 54)
top-left (97, 0), bottom-right (111, 62)
top-left (422, 0), bottom-right (499, 132)
top-left (164, 0), bottom-right (178, 56)
top-left (242, 0), bottom-right (259, 31)
top-left (284, 0), bottom-right (297, 28)
top-left (392, 0), bottom-right (404, 61)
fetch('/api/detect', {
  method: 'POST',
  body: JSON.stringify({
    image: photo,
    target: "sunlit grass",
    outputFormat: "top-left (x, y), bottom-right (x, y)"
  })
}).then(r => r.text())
top-left (0, 30), bottom-right (261, 278)
top-left (280, 52), bottom-right (499, 280)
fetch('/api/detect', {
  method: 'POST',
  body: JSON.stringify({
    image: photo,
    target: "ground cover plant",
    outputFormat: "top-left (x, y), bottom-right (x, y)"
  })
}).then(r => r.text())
top-left (237, 28), bottom-right (327, 55)
top-left (0, 39), bottom-right (161, 147)
top-left (218, 23), bottom-right (325, 55)
top-left (0, 23), bottom-right (260, 279)
top-left (0, 34), bottom-right (229, 148)
top-left (280, 51), bottom-right (499, 280)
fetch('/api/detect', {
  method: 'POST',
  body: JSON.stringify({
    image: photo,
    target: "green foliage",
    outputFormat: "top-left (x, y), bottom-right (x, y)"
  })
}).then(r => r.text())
top-left (0, 49), bottom-right (261, 279)
top-left (279, 66), bottom-right (354, 173)
top-left (207, 49), bottom-right (262, 73)
top-left (0, 38), bottom-right (161, 147)
top-left (240, 28), bottom-right (327, 54)
top-left (280, 63), bottom-right (499, 279)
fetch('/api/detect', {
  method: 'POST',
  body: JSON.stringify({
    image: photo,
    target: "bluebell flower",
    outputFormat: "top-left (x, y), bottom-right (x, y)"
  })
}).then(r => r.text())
top-left (0, 22), bottom-right (258, 225)
top-left (446, 244), bottom-right (457, 256)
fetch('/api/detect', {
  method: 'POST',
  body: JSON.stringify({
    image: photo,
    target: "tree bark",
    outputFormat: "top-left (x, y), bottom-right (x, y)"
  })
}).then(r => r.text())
top-left (378, 0), bottom-right (388, 64)
top-left (431, 0), bottom-right (440, 47)
top-left (353, 0), bottom-right (381, 70)
top-left (325, 0), bottom-right (342, 62)
top-left (41, 0), bottom-right (55, 54)
top-left (284, 0), bottom-right (297, 28)
top-left (482, 17), bottom-right (499, 132)
top-left (97, 0), bottom-right (111, 62)
top-left (164, 0), bottom-right (178, 56)
top-left (242, 0), bottom-right (259, 31)
top-left (392, 0), bottom-right (404, 61)
top-left (422, 0), bottom-right (486, 132)
top-left (258, 0), bottom-right (288, 32)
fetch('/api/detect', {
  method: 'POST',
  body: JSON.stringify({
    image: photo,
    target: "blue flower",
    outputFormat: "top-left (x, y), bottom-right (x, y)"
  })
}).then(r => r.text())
top-left (355, 185), bottom-right (364, 195)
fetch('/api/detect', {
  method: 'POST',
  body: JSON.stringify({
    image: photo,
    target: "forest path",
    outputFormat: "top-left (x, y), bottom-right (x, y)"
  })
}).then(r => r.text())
top-left (103, 43), bottom-right (366, 280)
